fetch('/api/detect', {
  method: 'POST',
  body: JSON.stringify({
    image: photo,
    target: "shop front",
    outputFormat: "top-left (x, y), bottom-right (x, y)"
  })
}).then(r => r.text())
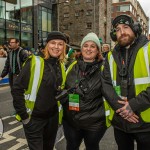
top-left (0, 0), bottom-right (52, 50)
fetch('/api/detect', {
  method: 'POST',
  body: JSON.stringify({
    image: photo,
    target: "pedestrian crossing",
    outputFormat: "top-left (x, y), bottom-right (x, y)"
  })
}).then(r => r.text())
top-left (0, 116), bottom-right (85, 150)
top-left (0, 116), bottom-right (28, 150)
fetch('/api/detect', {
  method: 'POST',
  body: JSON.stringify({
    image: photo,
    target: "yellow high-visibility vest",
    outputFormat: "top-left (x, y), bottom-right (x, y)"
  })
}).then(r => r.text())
top-left (106, 42), bottom-right (150, 123)
top-left (16, 55), bottom-right (66, 124)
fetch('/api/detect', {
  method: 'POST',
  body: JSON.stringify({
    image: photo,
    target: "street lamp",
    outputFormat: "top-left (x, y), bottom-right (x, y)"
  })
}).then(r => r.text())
top-left (52, 0), bottom-right (69, 31)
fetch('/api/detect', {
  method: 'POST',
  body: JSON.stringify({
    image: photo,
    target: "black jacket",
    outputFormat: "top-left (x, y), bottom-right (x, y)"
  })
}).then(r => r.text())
top-left (12, 57), bottom-right (62, 120)
top-left (101, 34), bottom-right (150, 133)
top-left (63, 58), bottom-right (106, 131)
top-left (0, 47), bottom-right (28, 87)
top-left (1, 47), bottom-right (28, 77)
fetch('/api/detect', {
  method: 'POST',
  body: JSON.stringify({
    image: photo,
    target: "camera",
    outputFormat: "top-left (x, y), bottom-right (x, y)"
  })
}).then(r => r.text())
top-left (55, 89), bottom-right (69, 101)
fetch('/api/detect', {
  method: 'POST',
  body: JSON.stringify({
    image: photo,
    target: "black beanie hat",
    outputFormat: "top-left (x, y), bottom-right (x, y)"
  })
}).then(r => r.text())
top-left (46, 31), bottom-right (67, 43)
top-left (112, 14), bottom-right (134, 29)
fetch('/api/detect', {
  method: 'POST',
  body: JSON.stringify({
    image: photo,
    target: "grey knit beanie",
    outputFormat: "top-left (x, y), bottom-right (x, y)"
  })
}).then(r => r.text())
top-left (81, 32), bottom-right (101, 50)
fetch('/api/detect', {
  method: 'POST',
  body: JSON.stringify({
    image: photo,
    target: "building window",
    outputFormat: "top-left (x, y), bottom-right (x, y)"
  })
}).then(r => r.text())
top-left (64, 13), bottom-right (69, 18)
top-left (75, 0), bottom-right (80, 4)
top-left (63, 24), bottom-right (69, 30)
top-left (86, 22), bottom-right (92, 29)
top-left (38, 6), bottom-right (52, 41)
top-left (119, 0), bottom-right (126, 2)
top-left (116, 5), bottom-right (130, 12)
top-left (75, 12), bottom-right (79, 17)
top-left (86, 0), bottom-right (92, 3)
top-left (86, 10), bottom-right (92, 16)
top-left (0, 0), bottom-right (5, 19)
top-left (21, 0), bottom-right (33, 24)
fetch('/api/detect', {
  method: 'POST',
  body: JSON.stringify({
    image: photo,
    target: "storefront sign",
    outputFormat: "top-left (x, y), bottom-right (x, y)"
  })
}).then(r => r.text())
top-left (21, 24), bottom-right (32, 32)
top-left (6, 21), bottom-right (19, 30)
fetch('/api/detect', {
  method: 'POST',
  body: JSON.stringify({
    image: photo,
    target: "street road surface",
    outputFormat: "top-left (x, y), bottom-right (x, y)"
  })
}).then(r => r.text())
top-left (0, 86), bottom-right (119, 150)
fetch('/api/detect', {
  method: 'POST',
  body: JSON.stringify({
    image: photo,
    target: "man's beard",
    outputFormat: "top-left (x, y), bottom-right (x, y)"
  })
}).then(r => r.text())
top-left (117, 34), bottom-right (135, 47)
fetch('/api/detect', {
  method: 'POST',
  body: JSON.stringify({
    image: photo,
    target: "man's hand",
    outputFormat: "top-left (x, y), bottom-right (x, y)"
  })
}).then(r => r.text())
top-left (0, 77), bottom-right (2, 81)
top-left (116, 100), bottom-right (139, 123)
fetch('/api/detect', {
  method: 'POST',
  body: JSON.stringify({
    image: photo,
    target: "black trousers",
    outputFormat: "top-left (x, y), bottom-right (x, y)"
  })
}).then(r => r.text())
top-left (114, 128), bottom-right (150, 150)
top-left (23, 113), bottom-right (58, 150)
top-left (63, 120), bottom-right (106, 150)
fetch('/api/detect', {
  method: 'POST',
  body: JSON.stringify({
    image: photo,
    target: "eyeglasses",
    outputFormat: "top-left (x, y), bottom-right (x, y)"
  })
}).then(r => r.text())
top-left (9, 42), bottom-right (16, 43)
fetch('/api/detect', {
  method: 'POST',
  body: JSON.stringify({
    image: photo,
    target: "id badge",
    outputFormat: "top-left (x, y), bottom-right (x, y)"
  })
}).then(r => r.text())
top-left (69, 94), bottom-right (80, 111)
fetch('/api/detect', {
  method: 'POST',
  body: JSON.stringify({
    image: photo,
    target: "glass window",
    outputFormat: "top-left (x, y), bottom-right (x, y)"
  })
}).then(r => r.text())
top-left (5, 0), bottom-right (20, 22)
top-left (6, 30), bottom-right (17, 38)
top-left (75, 0), bottom-right (80, 4)
top-left (0, 28), bottom-right (5, 45)
top-left (86, 0), bottom-right (92, 3)
top-left (21, 0), bottom-right (33, 24)
top-left (0, 18), bottom-right (5, 28)
top-left (64, 13), bottom-right (69, 18)
top-left (21, 32), bottom-right (33, 48)
top-left (38, 6), bottom-right (52, 40)
top-left (116, 5), bottom-right (130, 12)
top-left (38, 6), bottom-right (42, 31)
top-left (86, 22), bottom-right (92, 29)
top-left (47, 11), bottom-right (51, 32)
top-left (75, 12), bottom-right (79, 17)
top-left (0, 0), bottom-right (5, 19)
top-left (42, 31), bottom-right (47, 39)
top-left (86, 10), bottom-right (92, 16)
top-left (6, 20), bottom-right (20, 31)
top-left (42, 10), bottom-right (48, 31)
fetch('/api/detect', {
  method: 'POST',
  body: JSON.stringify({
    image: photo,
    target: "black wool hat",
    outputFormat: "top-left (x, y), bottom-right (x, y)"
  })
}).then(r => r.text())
top-left (112, 14), bottom-right (134, 29)
top-left (46, 31), bottom-right (67, 43)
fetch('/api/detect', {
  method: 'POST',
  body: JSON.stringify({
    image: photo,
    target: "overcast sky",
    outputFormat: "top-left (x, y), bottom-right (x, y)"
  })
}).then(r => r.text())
top-left (138, 0), bottom-right (150, 32)
top-left (138, 0), bottom-right (150, 16)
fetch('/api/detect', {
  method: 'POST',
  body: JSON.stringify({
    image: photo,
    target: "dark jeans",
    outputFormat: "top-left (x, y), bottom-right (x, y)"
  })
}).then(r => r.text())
top-left (114, 128), bottom-right (150, 150)
top-left (23, 113), bottom-right (58, 150)
top-left (63, 120), bottom-right (106, 150)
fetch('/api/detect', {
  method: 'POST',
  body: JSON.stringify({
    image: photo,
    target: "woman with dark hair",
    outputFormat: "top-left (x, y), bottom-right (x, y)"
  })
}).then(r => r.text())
top-left (61, 32), bottom-right (106, 150)
top-left (12, 31), bottom-right (67, 150)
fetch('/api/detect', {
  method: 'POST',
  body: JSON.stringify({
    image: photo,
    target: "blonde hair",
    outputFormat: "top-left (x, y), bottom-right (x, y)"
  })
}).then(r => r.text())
top-left (102, 44), bottom-right (110, 52)
top-left (0, 45), bottom-right (7, 57)
top-left (43, 41), bottom-right (67, 63)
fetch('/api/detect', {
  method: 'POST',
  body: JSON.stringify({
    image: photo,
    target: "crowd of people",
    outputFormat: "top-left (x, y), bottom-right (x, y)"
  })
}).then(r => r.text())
top-left (0, 14), bottom-right (150, 150)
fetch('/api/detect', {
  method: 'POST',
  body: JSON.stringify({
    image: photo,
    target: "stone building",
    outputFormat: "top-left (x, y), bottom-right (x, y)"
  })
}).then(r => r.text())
top-left (57, 0), bottom-right (112, 46)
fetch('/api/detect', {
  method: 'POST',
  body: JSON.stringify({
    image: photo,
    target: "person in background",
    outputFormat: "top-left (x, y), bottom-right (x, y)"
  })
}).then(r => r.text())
top-left (2, 41), bottom-right (10, 53)
top-left (61, 32), bottom-right (107, 150)
top-left (0, 45), bottom-right (7, 57)
top-left (0, 38), bottom-right (28, 89)
top-left (101, 14), bottom-right (150, 150)
top-left (102, 43), bottom-right (110, 58)
top-left (65, 44), bottom-right (81, 68)
top-left (11, 31), bottom-right (67, 150)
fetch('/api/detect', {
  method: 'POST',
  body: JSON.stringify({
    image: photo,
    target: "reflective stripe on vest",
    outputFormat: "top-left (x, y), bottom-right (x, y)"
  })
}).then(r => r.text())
top-left (108, 42), bottom-right (150, 123)
top-left (134, 42), bottom-right (150, 122)
top-left (16, 56), bottom-right (44, 121)
top-left (58, 62), bottom-right (66, 124)
top-left (66, 60), bottom-right (77, 76)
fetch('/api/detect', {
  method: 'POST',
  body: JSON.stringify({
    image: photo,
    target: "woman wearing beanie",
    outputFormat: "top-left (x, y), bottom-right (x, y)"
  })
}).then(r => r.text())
top-left (61, 32), bottom-right (107, 150)
top-left (12, 31), bottom-right (67, 150)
